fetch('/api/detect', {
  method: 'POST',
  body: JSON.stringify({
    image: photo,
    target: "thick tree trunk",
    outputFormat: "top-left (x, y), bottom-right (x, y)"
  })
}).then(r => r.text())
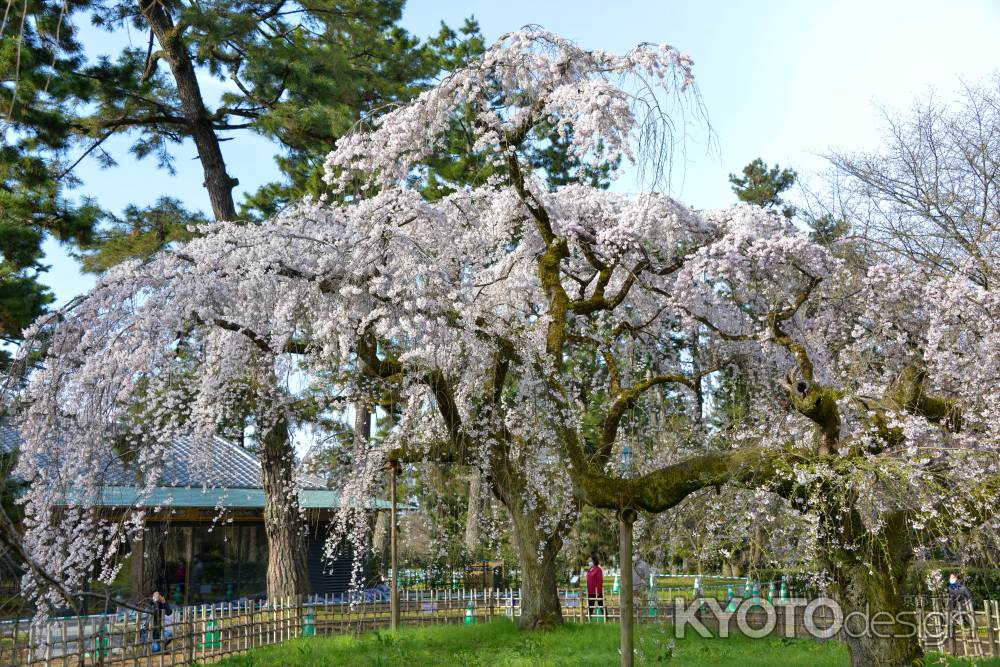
top-left (371, 511), bottom-right (390, 565)
top-left (129, 521), bottom-right (164, 601)
top-left (509, 506), bottom-right (563, 629)
top-left (464, 468), bottom-right (482, 554)
top-left (835, 564), bottom-right (923, 666)
top-left (260, 414), bottom-right (311, 600)
top-left (488, 445), bottom-right (565, 630)
top-left (827, 513), bottom-right (923, 667)
top-left (139, 0), bottom-right (239, 221)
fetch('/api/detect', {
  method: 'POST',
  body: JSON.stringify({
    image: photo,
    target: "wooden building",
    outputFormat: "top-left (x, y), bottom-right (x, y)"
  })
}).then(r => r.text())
top-left (0, 424), bottom-right (397, 606)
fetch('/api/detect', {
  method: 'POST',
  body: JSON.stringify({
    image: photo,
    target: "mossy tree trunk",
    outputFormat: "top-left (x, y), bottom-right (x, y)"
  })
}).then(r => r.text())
top-left (260, 413), bottom-right (312, 600)
top-left (825, 510), bottom-right (923, 667)
top-left (490, 450), bottom-right (565, 630)
top-left (508, 503), bottom-right (564, 629)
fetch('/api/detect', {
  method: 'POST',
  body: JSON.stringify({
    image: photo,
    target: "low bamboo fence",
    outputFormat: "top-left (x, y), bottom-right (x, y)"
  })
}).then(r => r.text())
top-left (0, 589), bottom-right (994, 665)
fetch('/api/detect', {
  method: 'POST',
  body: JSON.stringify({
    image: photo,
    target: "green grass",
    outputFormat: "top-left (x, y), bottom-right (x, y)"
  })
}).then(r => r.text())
top-left (197, 619), bottom-right (932, 666)
top-left (210, 620), bottom-right (1000, 666)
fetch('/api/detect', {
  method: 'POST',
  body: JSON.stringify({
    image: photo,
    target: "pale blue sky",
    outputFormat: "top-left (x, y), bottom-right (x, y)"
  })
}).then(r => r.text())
top-left (40, 0), bottom-right (1000, 304)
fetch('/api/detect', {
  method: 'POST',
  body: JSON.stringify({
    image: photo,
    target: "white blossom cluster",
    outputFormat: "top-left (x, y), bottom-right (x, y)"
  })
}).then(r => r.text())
top-left (324, 27), bottom-right (696, 194)
top-left (10, 28), bottom-right (1000, 609)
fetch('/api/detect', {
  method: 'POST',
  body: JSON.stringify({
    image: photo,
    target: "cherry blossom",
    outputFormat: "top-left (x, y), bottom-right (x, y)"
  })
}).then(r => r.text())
top-left (10, 30), bottom-right (1000, 666)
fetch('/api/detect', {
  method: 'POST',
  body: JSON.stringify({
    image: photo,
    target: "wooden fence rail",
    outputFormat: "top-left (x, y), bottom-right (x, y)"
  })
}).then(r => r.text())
top-left (0, 589), bottom-right (993, 666)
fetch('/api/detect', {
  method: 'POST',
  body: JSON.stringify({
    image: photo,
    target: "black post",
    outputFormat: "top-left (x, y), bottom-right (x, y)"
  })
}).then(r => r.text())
top-left (618, 508), bottom-right (637, 667)
top-left (389, 460), bottom-right (401, 632)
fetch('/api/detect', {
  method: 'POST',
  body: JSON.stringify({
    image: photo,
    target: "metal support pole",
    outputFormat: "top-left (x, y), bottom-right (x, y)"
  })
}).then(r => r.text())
top-left (389, 459), bottom-right (401, 632)
top-left (185, 526), bottom-right (194, 607)
top-left (618, 508), bottom-right (637, 667)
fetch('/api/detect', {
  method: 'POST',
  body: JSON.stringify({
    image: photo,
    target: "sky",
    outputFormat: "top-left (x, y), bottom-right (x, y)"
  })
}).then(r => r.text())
top-left (40, 0), bottom-right (1000, 305)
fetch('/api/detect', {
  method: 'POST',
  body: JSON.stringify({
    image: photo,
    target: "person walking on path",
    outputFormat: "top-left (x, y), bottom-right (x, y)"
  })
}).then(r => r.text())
top-left (586, 554), bottom-right (604, 619)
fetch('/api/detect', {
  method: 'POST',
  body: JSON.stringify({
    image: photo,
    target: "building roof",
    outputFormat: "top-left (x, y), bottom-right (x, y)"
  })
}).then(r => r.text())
top-left (1, 423), bottom-right (408, 510)
top-left (69, 486), bottom-right (396, 510)
top-left (0, 424), bottom-right (20, 456)
top-left (101, 433), bottom-right (330, 490)
top-left (1, 423), bottom-right (325, 489)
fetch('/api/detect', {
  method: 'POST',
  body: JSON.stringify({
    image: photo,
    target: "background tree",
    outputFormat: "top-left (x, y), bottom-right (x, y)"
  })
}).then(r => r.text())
top-left (829, 79), bottom-right (1000, 288)
top-left (78, 197), bottom-right (206, 271)
top-left (81, 0), bottom-right (431, 221)
top-left (0, 0), bottom-right (101, 368)
top-left (826, 75), bottom-right (1000, 576)
top-left (728, 157), bottom-right (797, 218)
top-left (4, 0), bottom-right (470, 270)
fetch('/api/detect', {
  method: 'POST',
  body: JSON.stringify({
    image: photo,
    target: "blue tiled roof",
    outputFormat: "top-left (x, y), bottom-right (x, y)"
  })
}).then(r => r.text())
top-left (102, 433), bottom-right (331, 490)
top-left (67, 486), bottom-right (397, 510)
top-left (1, 422), bottom-right (326, 489)
top-left (0, 424), bottom-right (20, 456)
top-left (0, 423), bottom-right (411, 510)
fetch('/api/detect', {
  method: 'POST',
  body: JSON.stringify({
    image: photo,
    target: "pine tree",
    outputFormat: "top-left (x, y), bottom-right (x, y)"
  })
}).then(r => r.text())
top-left (1, 0), bottom-right (102, 367)
top-left (5, 0), bottom-right (449, 272)
top-left (728, 158), bottom-right (797, 218)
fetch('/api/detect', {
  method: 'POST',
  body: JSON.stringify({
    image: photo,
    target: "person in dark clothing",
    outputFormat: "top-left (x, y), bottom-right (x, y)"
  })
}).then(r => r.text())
top-left (586, 554), bottom-right (604, 618)
top-left (191, 557), bottom-right (204, 603)
top-left (150, 590), bottom-right (173, 651)
top-left (948, 573), bottom-right (975, 629)
top-left (949, 573), bottom-right (974, 608)
top-left (175, 562), bottom-right (187, 599)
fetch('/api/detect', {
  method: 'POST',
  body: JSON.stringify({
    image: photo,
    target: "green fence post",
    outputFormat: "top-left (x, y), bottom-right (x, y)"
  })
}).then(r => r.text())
top-left (749, 581), bottom-right (763, 610)
top-left (648, 572), bottom-right (657, 617)
top-left (86, 623), bottom-right (110, 658)
top-left (464, 598), bottom-right (476, 625)
top-left (725, 585), bottom-right (738, 612)
top-left (201, 618), bottom-right (221, 649)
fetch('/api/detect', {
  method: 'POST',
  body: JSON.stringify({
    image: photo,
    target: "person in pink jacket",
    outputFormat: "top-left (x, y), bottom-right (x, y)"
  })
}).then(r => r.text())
top-left (586, 554), bottom-right (604, 618)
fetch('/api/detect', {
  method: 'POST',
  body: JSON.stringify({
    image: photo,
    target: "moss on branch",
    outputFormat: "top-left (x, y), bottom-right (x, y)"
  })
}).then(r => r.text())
top-left (887, 365), bottom-right (961, 430)
top-left (571, 445), bottom-right (788, 513)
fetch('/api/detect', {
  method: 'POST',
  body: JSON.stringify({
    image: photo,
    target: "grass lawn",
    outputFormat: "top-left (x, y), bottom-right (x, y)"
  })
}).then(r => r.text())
top-left (210, 619), bottom-right (1000, 666)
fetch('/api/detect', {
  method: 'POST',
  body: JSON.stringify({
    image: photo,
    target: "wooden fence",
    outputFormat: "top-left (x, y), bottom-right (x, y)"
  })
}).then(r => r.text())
top-left (0, 589), bottom-right (996, 666)
top-left (914, 597), bottom-right (1000, 658)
